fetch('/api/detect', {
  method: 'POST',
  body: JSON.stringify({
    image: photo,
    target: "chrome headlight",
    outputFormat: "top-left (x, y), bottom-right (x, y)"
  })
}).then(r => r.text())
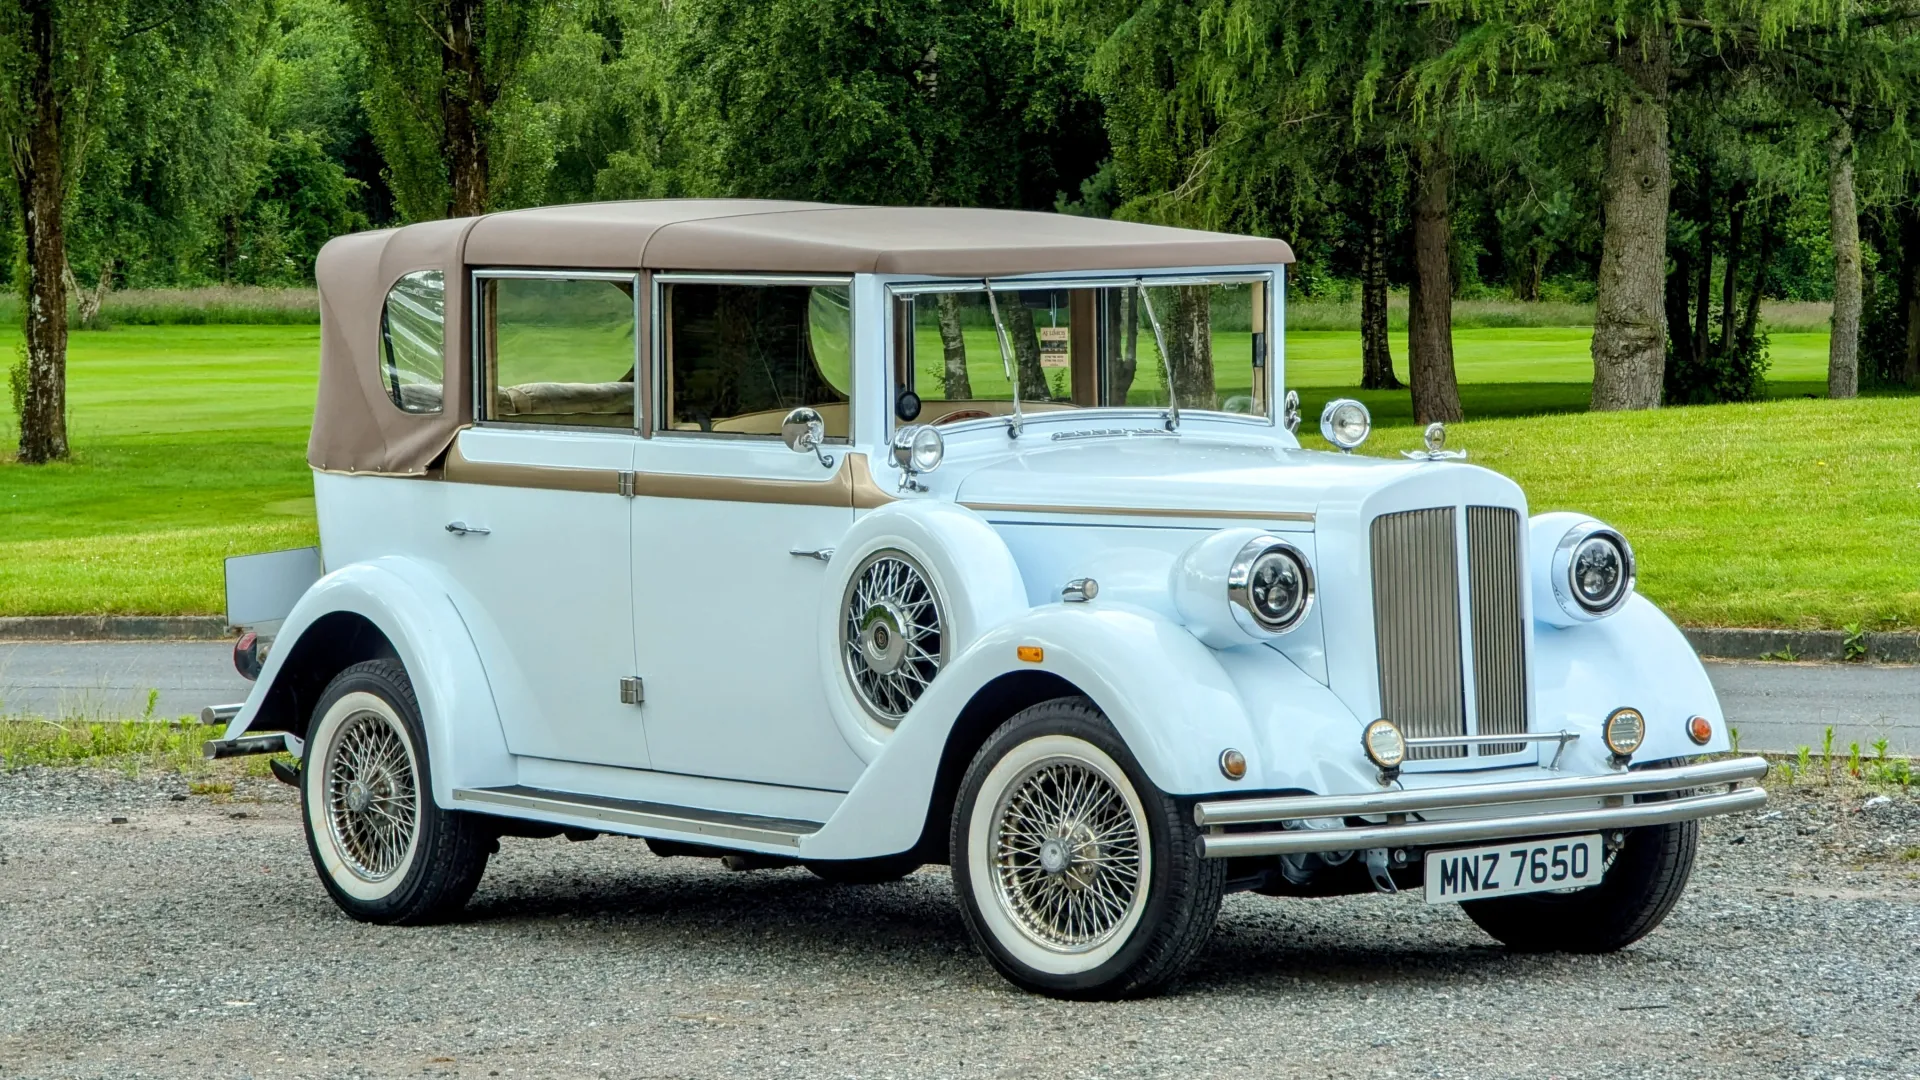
top-left (1319, 398), bottom-right (1371, 451)
top-left (1530, 513), bottom-right (1637, 625)
top-left (1172, 528), bottom-right (1317, 647)
top-left (1227, 538), bottom-right (1314, 634)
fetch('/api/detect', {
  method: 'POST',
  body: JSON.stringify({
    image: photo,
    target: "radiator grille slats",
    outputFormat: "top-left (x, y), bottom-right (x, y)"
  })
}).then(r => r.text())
top-left (1370, 508), bottom-right (1466, 760)
top-left (1370, 504), bottom-right (1531, 764)
top-left (1467, 506), bottom-right (1529, 755)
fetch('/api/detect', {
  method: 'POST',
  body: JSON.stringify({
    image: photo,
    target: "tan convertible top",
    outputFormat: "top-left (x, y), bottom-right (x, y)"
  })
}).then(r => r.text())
top-left (310, 200), bottom-right (1296, 475)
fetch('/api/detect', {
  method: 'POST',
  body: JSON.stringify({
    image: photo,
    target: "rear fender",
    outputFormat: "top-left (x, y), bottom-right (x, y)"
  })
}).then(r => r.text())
top-left (223, 557), bottom-right (512, 805)
top-left (801, 602), bottom-right (1258, 859)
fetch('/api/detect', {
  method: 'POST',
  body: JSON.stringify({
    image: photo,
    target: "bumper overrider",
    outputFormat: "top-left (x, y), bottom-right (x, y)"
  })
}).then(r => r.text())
top-left (1193, 756), bottom-right (1770, 859)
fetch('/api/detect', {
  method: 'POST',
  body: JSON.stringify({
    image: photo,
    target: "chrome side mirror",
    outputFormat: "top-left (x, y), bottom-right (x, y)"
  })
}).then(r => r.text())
top-left (1282, 390), bottom-right (1301, 435)
top-left (780, 406), bottom-right (834, 469)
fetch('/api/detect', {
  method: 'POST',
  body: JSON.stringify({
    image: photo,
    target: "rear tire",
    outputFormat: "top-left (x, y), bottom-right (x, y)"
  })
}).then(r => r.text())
top-left (1462, 820), bottom-right (1698, 952)
top-left (950, 697), bottom-right (1225, 999)
top-left (301, 660), bottom-right (491, 925)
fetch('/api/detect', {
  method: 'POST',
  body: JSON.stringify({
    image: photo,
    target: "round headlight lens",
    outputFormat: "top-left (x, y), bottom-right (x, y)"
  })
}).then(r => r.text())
top-left (1604, 707), bottom-right (1646, 757)
top-left (1227, 538), bottom-right (1314, 634)
top-left (891, 424), bottom-right (945, 474)
top-left (1569, 530), bottom-right (1632, 614)
top-left (1319, 398), bottom-right (1372, 451)
top-left (1363, 718), bottom-right (1406, 770)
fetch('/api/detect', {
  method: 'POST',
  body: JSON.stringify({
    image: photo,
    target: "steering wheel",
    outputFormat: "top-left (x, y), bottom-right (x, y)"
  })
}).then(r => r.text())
top-left (931, 408), bottom-right (993, 426)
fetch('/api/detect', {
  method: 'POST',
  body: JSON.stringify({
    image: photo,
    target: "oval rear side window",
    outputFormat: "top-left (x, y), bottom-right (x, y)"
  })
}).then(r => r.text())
top-left (382, 270), bottom-right (445, 413)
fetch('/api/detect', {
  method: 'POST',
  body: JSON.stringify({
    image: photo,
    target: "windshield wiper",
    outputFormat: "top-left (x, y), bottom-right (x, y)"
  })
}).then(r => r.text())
top-left (982, 279), bottom-right (1023, 439)
top-left (1135, 280), bottom-right (1179, 432)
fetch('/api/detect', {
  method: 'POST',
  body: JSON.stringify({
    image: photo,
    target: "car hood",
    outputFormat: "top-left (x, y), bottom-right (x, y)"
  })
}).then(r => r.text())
top-left (948, 435), bottom-right (1520, 524)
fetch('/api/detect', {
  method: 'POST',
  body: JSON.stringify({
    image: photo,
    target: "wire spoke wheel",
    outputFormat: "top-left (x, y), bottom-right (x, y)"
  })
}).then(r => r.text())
top-left (842, 550), bottom-right (945, 726)
top-left (989, 756), bottom-right (1147, 954)
top-left (323, 708), bottom-right (421, 882)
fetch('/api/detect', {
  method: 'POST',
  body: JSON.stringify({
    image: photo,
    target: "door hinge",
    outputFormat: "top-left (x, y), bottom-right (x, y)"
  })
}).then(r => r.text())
top-left (619, 676), bottom-right (645, 705)
top-left (618, 471), bottom-right (635, 498)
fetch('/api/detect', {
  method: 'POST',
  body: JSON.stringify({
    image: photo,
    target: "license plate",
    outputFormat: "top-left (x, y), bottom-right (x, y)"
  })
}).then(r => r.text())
top-left (1423, 834), bottom-right (1604, 904)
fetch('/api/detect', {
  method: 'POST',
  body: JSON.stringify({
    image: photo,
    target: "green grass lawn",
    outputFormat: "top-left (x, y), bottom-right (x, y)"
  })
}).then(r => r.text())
top-left (2, 320), bottom-right (1915, 628)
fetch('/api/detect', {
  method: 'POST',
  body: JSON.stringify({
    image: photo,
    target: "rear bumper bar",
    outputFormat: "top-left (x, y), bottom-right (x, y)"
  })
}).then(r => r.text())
top-left (203, 732), bottom-right (289, 759)
top-left (1193, 755), bottom-right (1770, 859)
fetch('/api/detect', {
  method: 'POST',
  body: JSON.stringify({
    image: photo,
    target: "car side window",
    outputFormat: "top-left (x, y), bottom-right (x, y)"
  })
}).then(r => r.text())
top-left (661, 282), bottom-right (852, 439)
top-left (479, 275), bottom-right (638, 429)
top-left (381, 270), bottom-right (446, 414)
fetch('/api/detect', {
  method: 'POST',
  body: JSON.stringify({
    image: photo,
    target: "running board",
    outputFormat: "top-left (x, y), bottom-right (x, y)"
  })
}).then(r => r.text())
top-left (451, 785), bottom-right (821, 850)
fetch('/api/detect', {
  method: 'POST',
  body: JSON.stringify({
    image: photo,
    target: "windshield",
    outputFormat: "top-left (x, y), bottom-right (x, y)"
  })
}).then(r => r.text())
top-left (892, 279), bottom-right (1270, 424)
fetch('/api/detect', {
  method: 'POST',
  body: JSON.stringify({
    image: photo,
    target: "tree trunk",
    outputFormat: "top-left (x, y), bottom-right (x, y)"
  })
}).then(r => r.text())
top-left (1901, 199), bottom-right (1920, 387)
top-left (1163, 285), bottom-right (1215, 408)
top-left (934, 293), bottom-right (971, 400)
top-left (1005, 300), bottom-right (1049, 401)
top-left (1111, 287), bottom-right (1139, 405)
top-left (444, 0), bottom-right (489, 217)
top-left (1359, 154), bottom-right (1402, 391)
top-left (1739, 200), bottom-right (1775, 351)
top-left (1691, 159), bottom-right (1711, 366)
top-left (16, 0), bottom-right (70, 464)
top-left (1407, 136), bottom-right (1463, 424)
top-left (1590, 31), bottom-right (1672, 411)
top-left (1827, 117), bottom-right (1861, 399)
top-left (1720, 189), bottom-right (1745, 353)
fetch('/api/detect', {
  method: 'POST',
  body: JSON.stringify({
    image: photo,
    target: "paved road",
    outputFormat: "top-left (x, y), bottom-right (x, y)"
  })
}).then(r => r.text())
top-left (1, 641), bottom-right (1915, 753)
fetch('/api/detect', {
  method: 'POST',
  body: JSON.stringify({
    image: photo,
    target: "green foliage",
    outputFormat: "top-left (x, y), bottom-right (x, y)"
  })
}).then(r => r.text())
top-left (1665, 324), bottom-right (1772, 404)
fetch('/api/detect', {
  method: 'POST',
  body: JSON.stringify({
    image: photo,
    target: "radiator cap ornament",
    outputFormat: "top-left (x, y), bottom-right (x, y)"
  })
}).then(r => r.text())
top-left (1403, 421), bottom-right (1468, 462)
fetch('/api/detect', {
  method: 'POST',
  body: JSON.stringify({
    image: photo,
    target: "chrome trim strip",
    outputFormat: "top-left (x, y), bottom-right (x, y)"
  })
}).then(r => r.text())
top-left (1405, 730), bottom-right (1576, 750)
top-left (442, 438), bottom-right (893, 508)
top-left (452, 785), bottom-right (821, 849)
top-left (961, 501), bottom-right (1313, 524)
top-left (1198, 786), bottom-right (1767, 858)
top-left (1193, 755), bottom-right (1770, 827)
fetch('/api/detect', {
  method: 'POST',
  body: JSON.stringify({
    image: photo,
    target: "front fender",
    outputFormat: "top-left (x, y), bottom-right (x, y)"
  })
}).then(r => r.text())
top-left (224, 557), bottom-right (512, 806)
top-left (802, 602), bottom-right (1258, 859)
top-left (1533, 593), bottom-right (1728, 767)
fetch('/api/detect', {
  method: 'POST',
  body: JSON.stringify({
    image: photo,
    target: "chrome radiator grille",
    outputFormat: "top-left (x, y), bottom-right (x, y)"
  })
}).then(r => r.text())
top-left (1467, 506), bottom-right (1529, 754)
top-left (1371, 505), bottom-right (1531, 762)
top-left (1370, 508), bottom-right (1466, 760)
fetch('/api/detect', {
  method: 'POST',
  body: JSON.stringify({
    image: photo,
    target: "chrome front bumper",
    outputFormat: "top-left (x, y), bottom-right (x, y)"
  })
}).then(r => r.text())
top-left (1193, 756), bottom-right (1770, 859)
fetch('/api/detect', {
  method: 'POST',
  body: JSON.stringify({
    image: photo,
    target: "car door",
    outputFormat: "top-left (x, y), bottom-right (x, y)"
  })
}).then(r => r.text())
top-left (628, 275), bottom-right (868, 791)
top-left (438, 270), bottom-right (649, 769)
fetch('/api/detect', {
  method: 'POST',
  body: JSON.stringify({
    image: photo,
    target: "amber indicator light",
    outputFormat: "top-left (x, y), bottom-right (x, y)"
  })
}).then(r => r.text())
top-left (1017, 645), bottom-right (1045, 663)
top-left (1687, 715), bottom-right (1713, 745)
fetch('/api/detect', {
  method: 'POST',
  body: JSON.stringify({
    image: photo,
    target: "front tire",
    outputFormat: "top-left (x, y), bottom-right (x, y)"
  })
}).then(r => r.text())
top-left (1462, 819), bottom-right (1698, 952)
top-left (950, 697), bottom-right (1225, 999)
top-left (301, 660), bottom-right (491, 925)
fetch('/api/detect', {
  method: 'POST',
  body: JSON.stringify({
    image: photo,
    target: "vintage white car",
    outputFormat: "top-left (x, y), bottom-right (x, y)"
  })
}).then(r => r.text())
top-left (206, 200), bottom-right (1768, 998)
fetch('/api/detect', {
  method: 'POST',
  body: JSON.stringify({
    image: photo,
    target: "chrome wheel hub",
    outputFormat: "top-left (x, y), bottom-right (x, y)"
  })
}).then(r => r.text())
top-left (842, 551), bottom-right (945, 726)
top-left (324, 710), bottom-right (420, 882)
top-left (991, 758), bottom-right (1145, 953)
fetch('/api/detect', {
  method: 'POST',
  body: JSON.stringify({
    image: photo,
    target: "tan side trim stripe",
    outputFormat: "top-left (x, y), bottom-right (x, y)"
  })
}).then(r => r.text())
top-left (960, 501), bottom-right (1313, 524)
top-left (443, 439), bottom-right (895, 509)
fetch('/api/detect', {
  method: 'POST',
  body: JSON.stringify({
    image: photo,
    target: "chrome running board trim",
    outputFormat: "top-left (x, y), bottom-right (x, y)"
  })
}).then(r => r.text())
top-left (1194, 755), bottom-right (1769, 827)
top-left (1198, 786), bottom-right (1766, 858)
top-left (452, 785), bottom-right (822, 849)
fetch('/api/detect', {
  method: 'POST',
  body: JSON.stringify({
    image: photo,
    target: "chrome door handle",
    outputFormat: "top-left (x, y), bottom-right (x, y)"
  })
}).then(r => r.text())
top-left (445, 521), bottom-right (491, 537)
top-left (789, 547), bottom-right (835, 562)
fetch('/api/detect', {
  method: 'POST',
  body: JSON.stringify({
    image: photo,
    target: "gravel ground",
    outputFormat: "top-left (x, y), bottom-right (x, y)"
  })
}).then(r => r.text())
top-left (1, 767), bottom-right (1916, 1080)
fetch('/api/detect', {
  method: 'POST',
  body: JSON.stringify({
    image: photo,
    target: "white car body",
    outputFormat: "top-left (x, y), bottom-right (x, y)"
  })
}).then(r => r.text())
top-left (211, 202), bottom-right (1764, 952)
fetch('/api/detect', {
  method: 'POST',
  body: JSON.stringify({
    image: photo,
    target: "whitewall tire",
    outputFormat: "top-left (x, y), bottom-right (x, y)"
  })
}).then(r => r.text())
top-left (301, 660), bottom-right (491, 924)
top-left (950, 697), bottom-right (1225, 999)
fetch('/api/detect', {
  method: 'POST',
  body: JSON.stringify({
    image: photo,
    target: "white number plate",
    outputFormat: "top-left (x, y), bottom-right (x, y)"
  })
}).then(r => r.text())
top-left (1423, 834), bottom-right (1604, 904)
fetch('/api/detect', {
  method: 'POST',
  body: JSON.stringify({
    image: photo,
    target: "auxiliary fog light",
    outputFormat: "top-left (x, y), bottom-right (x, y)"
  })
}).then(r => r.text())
top-left (891, 424), bottom-right (945, 475)
top-left (1363, 718), bottom-right (1406, 771)
top-left (1604, 707), bottom-right (1646, 759)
